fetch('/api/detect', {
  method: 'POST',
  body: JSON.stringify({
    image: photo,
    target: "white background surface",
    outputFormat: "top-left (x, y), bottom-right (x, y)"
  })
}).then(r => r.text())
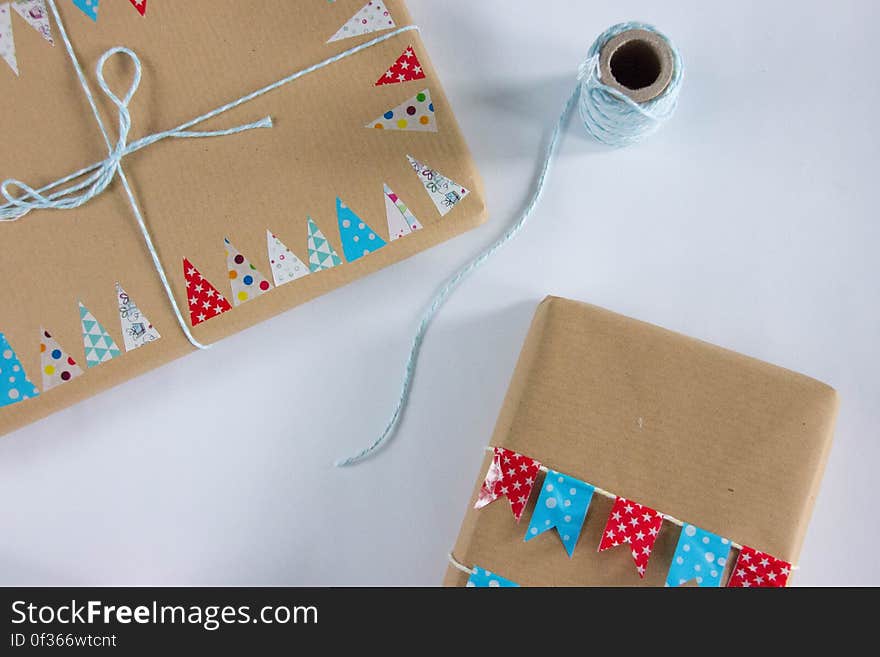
top-left (1, 0), bottom-right (877, 586)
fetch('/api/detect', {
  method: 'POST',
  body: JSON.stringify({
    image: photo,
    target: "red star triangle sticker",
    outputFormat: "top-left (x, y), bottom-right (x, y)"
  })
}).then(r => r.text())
top-left (473, 447), bottom-right (541, 521)
top-left (183, 258), bottom-right (231, 327)
top-left (128, 0), bottom-right (147, 16)
top-left (598, 497), bottom-right (664, 578)
top-left (726, 546), bottom-right (791, 588)
top-left (375, 45), bottom-right (426, 86)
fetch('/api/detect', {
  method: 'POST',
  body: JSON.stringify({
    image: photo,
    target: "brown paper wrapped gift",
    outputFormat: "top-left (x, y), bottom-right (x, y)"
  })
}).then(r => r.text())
top-left (0, 1), bottom-right (485, 436)
top-left (445, 297), bottom-right (838, 586)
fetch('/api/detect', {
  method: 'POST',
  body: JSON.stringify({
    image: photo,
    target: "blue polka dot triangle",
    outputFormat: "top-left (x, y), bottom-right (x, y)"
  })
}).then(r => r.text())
top-left (666, 523), bottom-right (732, 587)
top-left (525, 470), bottom-right (595, 557)
top-left (78, 302), bottom-right (121, 368)
top-left (336, 197), bottom-right (387, 262)
top-left (39, 327), bottom-right (84, 392)
top-left (225, 238), bottom-right (273, 306)
top-left (72, 0), bottom-right (99, 22)
top-left (367, 89), bottom-right (437, 132)
top-left (407, 155), bottom-right (469, 217)
top-left (0, 333), bottom-right (39, 408)
top-left (466, 566), bottom-right (519, 588)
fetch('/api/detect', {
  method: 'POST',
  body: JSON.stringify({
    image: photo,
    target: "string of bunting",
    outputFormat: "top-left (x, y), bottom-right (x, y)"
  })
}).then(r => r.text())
top-left (464, 446), bottom-right (796, 588)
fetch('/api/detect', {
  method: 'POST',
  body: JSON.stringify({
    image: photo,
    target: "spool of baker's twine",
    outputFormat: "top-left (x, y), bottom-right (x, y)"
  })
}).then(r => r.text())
top-left (337, 22), bottom-right (683, 466)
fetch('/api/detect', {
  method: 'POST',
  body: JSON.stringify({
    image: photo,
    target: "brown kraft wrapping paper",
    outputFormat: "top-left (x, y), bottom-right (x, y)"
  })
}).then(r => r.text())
top-left (0, 1), bottom-right (486, 437)
top-left (444, 297), bottom-right (838, 586)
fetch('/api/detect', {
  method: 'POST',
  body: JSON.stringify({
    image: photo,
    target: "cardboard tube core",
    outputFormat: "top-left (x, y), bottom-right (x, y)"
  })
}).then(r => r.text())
top-left (599, 29), bottom-right (673, 103)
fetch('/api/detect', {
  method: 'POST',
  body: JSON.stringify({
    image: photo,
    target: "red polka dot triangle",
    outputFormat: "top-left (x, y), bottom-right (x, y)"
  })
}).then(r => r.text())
top-left (39, 328), bottom-right (83, 392)
top-left (224, 238), bottom-right (273, 306)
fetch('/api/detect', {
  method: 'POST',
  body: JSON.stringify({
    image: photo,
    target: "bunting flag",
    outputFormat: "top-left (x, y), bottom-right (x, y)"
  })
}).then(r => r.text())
top-left (336, 197), bottom-right (386, 262)
top-left (116, 283), bottom-right (160, 352)
top-left (327, 1), bottom-right (395, 43)
top-left (0, 3), bottom-right (18, 75)
top-left (183, 258), bottom-right (232, 326)
top-left (225, 238), bottom-right (273, 306)
top-left (666, 524), bottom-right (732, 587)
top-left (384, 184), bottom-right (422, 241)
top-left (367, 89), bottom-right (437, 132)
top-left (598, 497), bottom-right (664, 578)
top-left (466, 566), bottom-right (519, 588)
top-left (40, 328), bottom-right (83, 391)
top-left (307, 217), bottom-right (342, 272)
top-left (12, 1), bottom-right (53, 44)
top-left (72, 0), bottom-right (99, 22)
top-left (407, 155), bottom-right (469, 217)
top-left (127, 0), bottom-right (146, 16)
top-left (267, 230), bottom-right (310, 287)
top-left (474, 447), bottom-right (541, 522)
top-left (525, 470), bottom-right (594, 557)
top-left (78, 302), bottom-right (121, 368)
top-left (0, 332), bottom-right (39, 407)
top-left (375, 45), bottom-right (425, 86)
top-left (727, 546), bottom-right (792, 588)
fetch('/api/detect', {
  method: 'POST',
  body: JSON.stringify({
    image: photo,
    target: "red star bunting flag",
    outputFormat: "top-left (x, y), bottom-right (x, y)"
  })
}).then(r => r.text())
top-left (726, 546), bottom-right (791, 588)
top-left (375, 45), bottom-right (425, 86)
top-left (598, 497), bottom-right (664, 577)
top-left (474, 447), bottom-right (541, 522)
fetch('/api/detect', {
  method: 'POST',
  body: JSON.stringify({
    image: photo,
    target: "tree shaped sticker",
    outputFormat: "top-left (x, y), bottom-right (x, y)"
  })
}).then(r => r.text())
top-left (307, 217), bottom-right (342, 272)
top-left (337, 197), bottom-right (387, 262)
top-left (0, 332), bottom-right (39, 408)
top-left (183, 258), bottom-right (232, 327)
top-left (72, 0), bottom-right (99, 22)
top-left (267, 230), bottom-right (310, 287)
top-left (407, 155), bottom-right (470, 217)
top-left (327, 1), bottom-right (395, 43)
top-left (116, 283), bottom-right (160, 352)
top-left (40, 328), bottom-right (83, 391)
top-left (12, 1), bottom-right (54, 45)
top-left (375, 46), bottom-right (425, 86)
top-left (225, 238), bottom-right (273, 306)
top-left (78, 302), bottom-right (121, 368)
top-left (384, 184), bottom-right (422, 241)
top-left (0, 3), bottom-right (17, 75)
top-left (367, 89), bottom-right (436, 132)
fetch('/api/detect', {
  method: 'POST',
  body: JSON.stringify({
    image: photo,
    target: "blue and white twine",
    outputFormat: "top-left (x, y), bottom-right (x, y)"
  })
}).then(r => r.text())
top-left (337, 21), bottom-right (683, 466)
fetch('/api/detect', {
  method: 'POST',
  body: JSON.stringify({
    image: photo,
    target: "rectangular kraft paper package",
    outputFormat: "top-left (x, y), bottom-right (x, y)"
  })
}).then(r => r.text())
top-left (0, 1), bottom-right (485, 436)
top-left (444, 297), bottom-right (838, 586)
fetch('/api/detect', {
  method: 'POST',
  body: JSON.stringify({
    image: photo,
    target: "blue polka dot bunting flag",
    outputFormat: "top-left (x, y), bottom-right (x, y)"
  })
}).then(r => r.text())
top-left (72, 0), bottom-right (99, 22)
top-left (525, 470), bottom-right (595, 557)
top-left (666, 523), bottom-right (732, 587)
top-left (0, 333), bottom-right (39, 408)
top-left (466, 566), bottom-right (519, 588)
top-left (336, 197), bottom-right (387, 263)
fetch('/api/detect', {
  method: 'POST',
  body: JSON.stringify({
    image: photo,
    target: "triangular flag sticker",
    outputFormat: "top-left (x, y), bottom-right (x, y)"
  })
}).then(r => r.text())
top-left (12, 1), bottom-right (53, 45)
top-left (0, 332), bottom-right (39, 407)
top-left (225, 238), bottom-right (273, 306)
top-left (336, 197), bottom-right (387, 262)
top-left (127, 0), bottom-right (146, 16)
top-left (375, 45), bottom-right (425, 86)
top-left (183, 258), bottom-right (232, 326)
top-left (39, 327), bottom-right (84, 391)
top-left (0, 3), bottom-right (19, 75)
top-left (72, 0), bottom-right (98, 22)
top-left (78, 302), bottom-right (121, 368)
top-left (367, 89), bottom-right (436, 132)
top-left (267, 230), bottom-right (310, 287)
top-left (407, 155), bottom-right (470, 216)
top-left (307, 217), bottom-right (342, 272)
top-left (116, 283), bottom-right (161, 352)
top-left (327, 1), bottom-right (395, 43)
top-left (384, 184), bottom-right (422, 241)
